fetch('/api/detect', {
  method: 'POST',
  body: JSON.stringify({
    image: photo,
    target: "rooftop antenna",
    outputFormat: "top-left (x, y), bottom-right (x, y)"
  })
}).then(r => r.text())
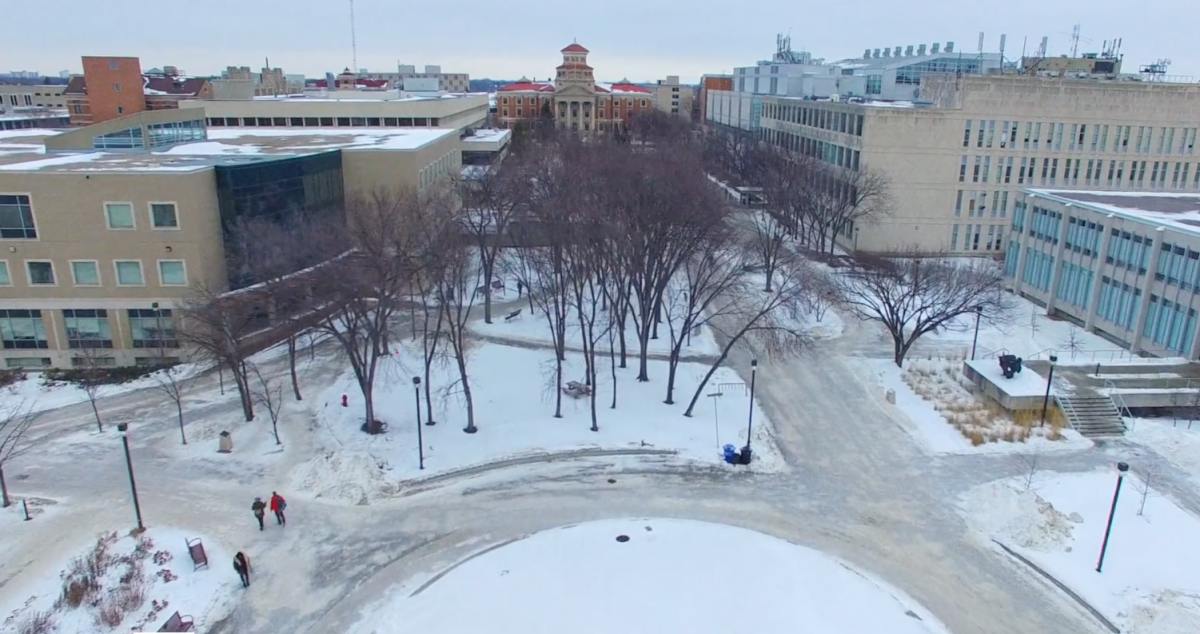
top-left (349, 0), bottom-right (358, 73)
top-left (1070, 24), bottom-right (1081, 57)
top-left (999, 34), bottom-right (1007, 70)
top-left (977, 31), bottom-right (985, 54)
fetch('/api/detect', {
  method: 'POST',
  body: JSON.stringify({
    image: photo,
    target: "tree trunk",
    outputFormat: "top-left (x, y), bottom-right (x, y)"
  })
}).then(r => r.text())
top-left (176, 401), bottom-right (187, 445)
top-left (364, 381), bottom-right (378, 434)
top-left (458, 355), bottom-right (477, 433)
top-left (664, 342), bottom-right (682, 405)
top-left (423, 364), bottom-right (436, 425)
top-left (0, 464), bottom-right (9, 508)
top-left (271, 416), bottom-right (281, 445)
top-left (234, 364), bottom-right (254, 421)
top-left (588, 339), bottom-right (599, 432)
top-left (88, 396), bottom-right (103, 433)
top-left (609, 325), bottom-right (618, 409)
top-left (892, 334), bottom-right (908, 368)
top-left (287, 336), bottom-right (302, 401)
top-left (684, 328), bottom-right (752, 417)
top-left (636, 328), bottom-right (652, 382)
top-left (619, 319), bottom-right (628, 368)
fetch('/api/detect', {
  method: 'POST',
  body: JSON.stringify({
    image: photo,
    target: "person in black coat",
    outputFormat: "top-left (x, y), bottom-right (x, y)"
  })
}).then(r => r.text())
top-left (233, 551), bottom-right (251, 587)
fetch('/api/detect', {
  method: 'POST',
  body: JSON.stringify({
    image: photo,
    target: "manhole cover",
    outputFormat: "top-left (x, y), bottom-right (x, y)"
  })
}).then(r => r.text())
top-left (616, 535), bottom-right (630, 543)
top-left (607, 478), bottom-right (616, 484)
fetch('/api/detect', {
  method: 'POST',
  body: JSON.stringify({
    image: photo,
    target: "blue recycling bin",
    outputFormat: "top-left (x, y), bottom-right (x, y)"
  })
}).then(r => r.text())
top-left (723, 444), bottom-right (738, 464)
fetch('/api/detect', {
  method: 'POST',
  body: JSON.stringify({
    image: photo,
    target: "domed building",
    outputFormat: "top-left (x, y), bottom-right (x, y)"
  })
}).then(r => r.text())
top-left (495, 43), bottom-right (654, 132)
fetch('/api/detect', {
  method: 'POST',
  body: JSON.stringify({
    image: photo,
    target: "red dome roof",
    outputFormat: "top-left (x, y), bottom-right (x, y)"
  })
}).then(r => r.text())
top-left (561, 43), bottom-right (589, 53)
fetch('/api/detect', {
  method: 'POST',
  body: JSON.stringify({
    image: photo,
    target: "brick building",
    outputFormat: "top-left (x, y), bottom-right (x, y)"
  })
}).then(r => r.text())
top-left (494, 43), bottom-right (654, 132)
top-left (64, 56), bottom-right (213, 126)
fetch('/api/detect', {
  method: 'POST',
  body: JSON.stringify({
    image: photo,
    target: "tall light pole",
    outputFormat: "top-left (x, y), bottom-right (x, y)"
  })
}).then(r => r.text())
top-left (970, 305), bottom-right (983, 360)
top-left (1040, 355), bottom-right (1058, 427)
top-left (151, 302), bottom-right (164, 363)
top-left (413, 377), bottom-right (424, 470)
top-left (1096, 462), bottom-right (1130, 573)
top-left (743, 359), bottom-right (758, 465)
top-left (116, 423), bottom-right (144, 531)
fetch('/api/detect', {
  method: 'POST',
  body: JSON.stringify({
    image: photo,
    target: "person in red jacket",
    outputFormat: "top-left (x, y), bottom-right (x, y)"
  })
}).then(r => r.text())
top-left (270, 491), bottom-right (287, 526)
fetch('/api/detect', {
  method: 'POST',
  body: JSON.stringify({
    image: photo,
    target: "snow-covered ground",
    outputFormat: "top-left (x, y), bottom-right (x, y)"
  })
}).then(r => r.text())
top-left (960, 470), bottom-right (1200, 633)
top-left (864, 358), bottom-right (1092, 454)
top-left (0, 527), bottom-right (237, 634)
top-left (345, 518), bottom-right (952, 634)
top-left (468, 305), bottom-right (721, 356)
top-left (1126, 417), bottom-right (1200, 490)
top-left (2, 363), bottom-right (207, 416)
top-left (301, 341), bottom-right (783, 500)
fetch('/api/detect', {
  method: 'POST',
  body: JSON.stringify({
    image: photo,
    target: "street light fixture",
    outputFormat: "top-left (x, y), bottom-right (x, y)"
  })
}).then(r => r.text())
top-left (742, 359), bottom-right (758, 465)
top-left (116, 423), bottom-right (144, 531)
top-left (1040, 355), bottom-right (1058, 428)
top-left (970, 305), bottom-right (983, 360)
top-left (412, 377), bottom-right (425, 470)
top-left (1096, 462), bottom-right (1130, 573)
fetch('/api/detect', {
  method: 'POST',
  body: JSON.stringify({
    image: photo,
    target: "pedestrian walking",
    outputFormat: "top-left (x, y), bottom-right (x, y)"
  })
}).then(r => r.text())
top-left (516, 280), bottom-right (523, 297)
top-left (251, 497), bottom-right (267, 531)
top-left (270, 491), bottom-right (287, 526)
top-left (233, 551), bottom-right (252, 587)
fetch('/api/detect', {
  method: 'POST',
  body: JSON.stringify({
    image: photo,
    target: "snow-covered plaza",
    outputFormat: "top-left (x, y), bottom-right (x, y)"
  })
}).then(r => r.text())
top-left (2, 277), bottom-right (1200, 634)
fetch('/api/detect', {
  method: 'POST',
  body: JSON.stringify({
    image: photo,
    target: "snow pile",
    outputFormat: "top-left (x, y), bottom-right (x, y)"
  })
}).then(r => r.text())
top-left (289, 451), bottom-right (396, 504)
top-left (345, 518), bottom-right (951, 634)
top-left (959, 471), bottom-right (1200, 633)
top-left (0, 528), bottom-right (234, 634)
top-left (313, 341), bottom-right (785, 485)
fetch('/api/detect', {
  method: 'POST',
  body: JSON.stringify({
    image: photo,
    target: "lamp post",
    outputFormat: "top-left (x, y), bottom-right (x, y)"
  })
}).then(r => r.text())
top-left (1040, 355), bottom-right (1058, 428)
top-left (151, 302), bottom-right (164, 363)
top-left (1095, 462), bottom-right (1130, 573)
top-left (742, 359), bottom-right (758, 464)
top-left (116, 423), bottom-right (144, 531)
top-left (413, 377), bottom-right (424, 470)
top-left (970, 305), bottom-right (983, 360)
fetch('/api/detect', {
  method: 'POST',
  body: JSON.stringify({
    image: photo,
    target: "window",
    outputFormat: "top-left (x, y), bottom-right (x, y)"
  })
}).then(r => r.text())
top-left (63, 309), bottom-right (113, 349)
top-left (150, 203), bottom-right (178, 228)
top-left (158, 261), bottom-right (187, 286)
top-left (71, 260), bottom-right (100, 286)
top-left (290, 117), bottom-right (304, 126)
top-left (105, 203), bottom-right (135, 229)
top-left (109, 60), bottom-right (119, 70)
top-left (0, 261), bottom-right (7, 286)
top-left (113, 84), bottom-right (122, 93)
top-left (114, 260), bottom-right (144, 286)
top-left (0, 310), bottom-right (48, 349)
top-left (128, 308), bottom-right (178, 348)
top-left (0, 194), bottom-right (37, 239)
top-left (25, 261), bottom-right (54, 285)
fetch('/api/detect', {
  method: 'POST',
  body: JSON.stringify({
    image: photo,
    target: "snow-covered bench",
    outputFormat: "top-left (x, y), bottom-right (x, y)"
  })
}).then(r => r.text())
top-left (158, 611), bottom-right (194, 632)
top-left (563, 381), bottom-right (592, 398)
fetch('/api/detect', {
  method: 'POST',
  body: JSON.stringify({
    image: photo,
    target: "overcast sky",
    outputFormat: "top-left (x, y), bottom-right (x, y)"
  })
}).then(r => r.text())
top-left (6, 0), bottom-right (1197, 84)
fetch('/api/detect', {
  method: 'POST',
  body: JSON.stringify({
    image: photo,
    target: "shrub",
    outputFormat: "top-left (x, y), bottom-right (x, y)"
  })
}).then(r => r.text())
top-left (95, 601), bottom-right (123, 627)
top-left (0, 369), bottom-right (26, 388)
top-left (15, 611), bottom-right (54, 634)
top-left (58, 531), bottom-right (117, 609)
top-left (114, 578), bottom-right (147, 612)
top-left (41, 363), bottom-right (176, 388)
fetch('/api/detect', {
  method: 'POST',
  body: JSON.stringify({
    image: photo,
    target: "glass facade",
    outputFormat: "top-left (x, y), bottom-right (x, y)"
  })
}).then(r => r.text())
top-left (128, 308), bottom-right (178, 349)
top-left (0, 309), bottom-right (48, 349)
top-left (63, 309), bottom-right (113, 349)
top-left (215, 151), bottom-right (345, 288)
top-left (896, 58), bottom-right (982, 85)
top-left (92, 119), bottom-right (207, 150)
top-left (93, 126), bottom-right (143, 149)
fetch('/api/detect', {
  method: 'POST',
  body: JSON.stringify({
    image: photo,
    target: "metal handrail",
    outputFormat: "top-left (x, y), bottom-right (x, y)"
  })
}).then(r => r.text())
top-left (1103, 378), bottom-right (1133, 422)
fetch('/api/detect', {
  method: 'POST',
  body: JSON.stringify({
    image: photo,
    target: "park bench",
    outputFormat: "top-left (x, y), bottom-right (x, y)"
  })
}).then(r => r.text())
top-left (186, 537), bottom-right (208, 571)
top-left (562, 380), bottom-right (592, 399)
top-left (504, 309), bottom-right (522, 322)
top-left (158, 611), bottom-right (194, 632)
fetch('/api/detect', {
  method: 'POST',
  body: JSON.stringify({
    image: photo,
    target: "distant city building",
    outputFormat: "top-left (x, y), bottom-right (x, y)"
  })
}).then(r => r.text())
top-left (63, 56), bottom-right (213, 126)
top-left (654, 76), bottom-right (694, 121)
top-left (697, 74), bottom-right (733, 126)
top-left (0, 110), bottom-right (70, 131)
top-left (211, 65), bottom-right (304, 99)
top-left (494, 43), bottom-right (655, 132)
top-left (359, 65), bottom-right (470, 92)
top-left (0, 84), bottom-right (68, 111)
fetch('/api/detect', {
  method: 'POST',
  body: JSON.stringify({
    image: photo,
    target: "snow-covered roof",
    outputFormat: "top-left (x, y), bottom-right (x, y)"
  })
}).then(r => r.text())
top-left (462, 128), bottom-right (511, 144)
top-left (1026, 189), bottom-right (1200, 237)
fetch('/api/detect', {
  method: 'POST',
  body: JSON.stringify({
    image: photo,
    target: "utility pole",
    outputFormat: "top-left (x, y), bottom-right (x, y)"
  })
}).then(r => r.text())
top-left (349, 0), bottom-right (358, 73)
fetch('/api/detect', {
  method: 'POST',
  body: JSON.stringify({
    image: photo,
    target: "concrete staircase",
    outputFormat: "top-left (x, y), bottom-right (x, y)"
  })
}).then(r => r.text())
top-left (1055, 395), bottom-right (1127, 437)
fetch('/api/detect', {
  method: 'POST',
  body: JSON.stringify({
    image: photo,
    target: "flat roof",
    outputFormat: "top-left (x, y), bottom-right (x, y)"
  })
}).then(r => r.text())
top-left (461, 128), bottom-right (511, 144)
top-left (1027, 189), bottom-right (1200, 236)
top-left (0, 127), bottom-right (457, 173)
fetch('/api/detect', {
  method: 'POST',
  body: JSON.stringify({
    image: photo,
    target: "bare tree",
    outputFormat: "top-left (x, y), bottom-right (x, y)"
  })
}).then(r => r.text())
top-left (436, 245), bottom-right (483, 434)
top-left (833, 252), bottom-right (1011, 367)
top-left (1017, 447), bottom-right (1041, 492)
top-left (249, 363), bottom-right (284, 445)
top-left (683, 258), bottom-right (814, 416)
top-left (1062, 325), bottom-right (1086, 360)
top-left (457, 161), bottom-right (525, 324)
top-left (811, 166), bottom-right (891, 254)
top-left (151, 365), bottom-right (194, 445)
top-left (1131, 464), bottom-right (1161, 516)
top-left (178, 287), bottom-right (265, 421)
top-left (1029, 310), bottom-right (1042, 338)
top-left (0, 401), bottom-right (38, 507)
top-left (314, 190), bottom-right (445, 434)
top-left (745, 209), bottom-right (790, 291)
top-left (703, 126), bottom-right (769, 187)
top-left (71, 346), bottom-right (109, 433)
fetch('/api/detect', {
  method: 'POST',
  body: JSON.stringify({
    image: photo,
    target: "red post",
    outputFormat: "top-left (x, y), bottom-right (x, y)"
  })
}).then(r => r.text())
top-left (341, 394), bottom-right (348, 407)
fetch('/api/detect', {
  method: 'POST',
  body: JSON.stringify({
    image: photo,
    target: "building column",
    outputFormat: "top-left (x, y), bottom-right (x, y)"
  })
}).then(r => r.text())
top-left (1043, 209), bottom-right (1072, 314)
top-left (1083, 214), bottom-right (1116, 332)
top-left (1011, 208), bottom-right (1033, 296)
top-left (1130, 226), bottom-right (1166, 353)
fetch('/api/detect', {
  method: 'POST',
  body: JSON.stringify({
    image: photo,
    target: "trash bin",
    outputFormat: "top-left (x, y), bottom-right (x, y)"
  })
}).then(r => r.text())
top-left (886, 389), bottom-right (896, 404)
top-left (723, 444), bottom-right (738, 464)
top-left (218, 431), bottom-right (232, 453)
top-left (739, 446), bottom-right (753, 465)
